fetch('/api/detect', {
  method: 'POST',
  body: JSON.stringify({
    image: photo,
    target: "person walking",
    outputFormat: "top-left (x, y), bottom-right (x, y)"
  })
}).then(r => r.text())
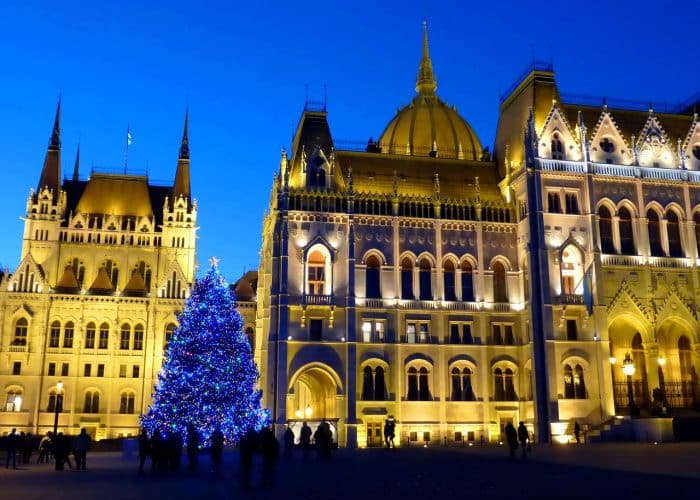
top-left (260, 426), bottom-right (279, 488)
top-left (37, 432), bottom-right (51, 464)
top-left (210, 425), bottom-right (224, 478)
top-left (283, 424), bottom-right (295, 460)
top-left (73, 428), bottom-right (91, 470)
top-left (388, 419), bottom-right (396, 449)
top-left (186, 424), bottom-right (199, 473)
top-left (239, 428), bottom-right (257, 491)
top-left (517, 422), bottom-right (529, 458)
top-left (138, 429), bottom-right (151, 476)
top-left (574, 421), bottom-right (581, 444)
top-left (299, 421), bottom-right (312, 460)
top-left (5, 428), bottom-right (18, 469)
top-left (504, 422), bottom-right (518, 458)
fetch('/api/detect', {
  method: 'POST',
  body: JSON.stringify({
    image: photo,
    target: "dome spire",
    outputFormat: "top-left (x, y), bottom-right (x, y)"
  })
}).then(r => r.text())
top-left (415, 21), bottom-right (437, 96)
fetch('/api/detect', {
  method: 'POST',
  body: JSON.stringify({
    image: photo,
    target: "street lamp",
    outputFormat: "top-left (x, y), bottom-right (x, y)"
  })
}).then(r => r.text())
top-left (622, 353), bottom-right (639, 416)
top-left (657, 355), bottom-right (667, 403)
top-left (53, 381), bottom-right (64, 436)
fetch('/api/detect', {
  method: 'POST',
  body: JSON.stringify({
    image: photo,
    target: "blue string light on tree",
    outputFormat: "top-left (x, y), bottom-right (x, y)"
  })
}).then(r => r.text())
top-left (141, 257), bottom-right (269, 445)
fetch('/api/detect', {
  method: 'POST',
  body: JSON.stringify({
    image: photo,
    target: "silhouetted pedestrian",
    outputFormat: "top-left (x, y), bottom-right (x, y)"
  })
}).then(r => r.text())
top-left (22, 432), bottom-right (33, 464)
top-left (283, 424), bottom-right (294, 459)
top-left (186, 424), bottom-right (199, 473)
top-left (239, 428), bottom-right (257, 491)
top-left (299, 421), bottom-right (312, 460)
top-left (261, 427), bottom-right (279, 488)
top-left (504, 422), bottom-right (518, 458)
top-left (37, 432), bottom-right (51, 464)
top-left (73, 428), bottom-right (90, 470)
top-left (574, 421), bottom-right (581, 444)
top-left (5, 428), bottom-right (18, 469)
top-left (138, 429), bottom-right (151, 476)
top-left (517, 422), bottom-right (529, 457)
top-left (210, 425), bottom-right (224, 477)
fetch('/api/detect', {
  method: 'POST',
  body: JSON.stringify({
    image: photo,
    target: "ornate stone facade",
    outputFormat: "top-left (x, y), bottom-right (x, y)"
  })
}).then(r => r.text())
top-left (257, 27), bottom-right (700, 447)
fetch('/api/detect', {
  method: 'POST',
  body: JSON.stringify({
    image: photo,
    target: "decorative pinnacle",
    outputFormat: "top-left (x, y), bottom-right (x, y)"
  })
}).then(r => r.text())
top-left (415, 21), bottom-right (437, 96)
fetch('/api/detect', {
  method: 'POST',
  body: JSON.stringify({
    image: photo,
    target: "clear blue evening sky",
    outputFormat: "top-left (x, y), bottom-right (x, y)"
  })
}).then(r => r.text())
top-left (0, 0), bottom-right (697, 281)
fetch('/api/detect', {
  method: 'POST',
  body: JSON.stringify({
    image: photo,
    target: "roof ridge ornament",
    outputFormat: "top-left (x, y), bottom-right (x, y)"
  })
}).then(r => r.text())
top-left (415, 21), bottom-right (437, 96)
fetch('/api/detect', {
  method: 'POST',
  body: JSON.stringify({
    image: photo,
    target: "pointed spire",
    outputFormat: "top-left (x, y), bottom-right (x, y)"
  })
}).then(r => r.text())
top-left (415, 21), bottom-right (437, 96)
top-left (37, 97), bottom-right (62, 200)
top-left (72, 143), bottom-right (80, 181)
top-left (173, 107), bottom-right (191, 202)
top-left (49, 96), bottom-right (61, 150)
top-left (179, 107), bottom-right (190, 160)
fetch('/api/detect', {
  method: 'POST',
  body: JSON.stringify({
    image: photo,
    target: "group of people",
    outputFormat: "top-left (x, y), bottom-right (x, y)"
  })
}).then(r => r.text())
top-left (504, 422), bottom-right (532, 458)
top-left (3, 428), bottom-right (91, 470)
top-left (289, 420), bottom-right (334, 461)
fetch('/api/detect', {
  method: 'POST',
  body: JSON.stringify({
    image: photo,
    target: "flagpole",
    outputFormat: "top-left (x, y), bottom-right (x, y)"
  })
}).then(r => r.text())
top-left (124, 123), bottom-right (130, 174)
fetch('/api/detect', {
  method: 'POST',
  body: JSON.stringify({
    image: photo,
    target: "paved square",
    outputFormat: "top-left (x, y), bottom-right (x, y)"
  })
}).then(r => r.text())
top-left (1, 443), bottom-right (698, 499)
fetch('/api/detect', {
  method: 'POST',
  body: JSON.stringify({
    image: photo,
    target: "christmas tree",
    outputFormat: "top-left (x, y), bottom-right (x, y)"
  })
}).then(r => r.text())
top-left (141, 258), bottom-right (269, 444)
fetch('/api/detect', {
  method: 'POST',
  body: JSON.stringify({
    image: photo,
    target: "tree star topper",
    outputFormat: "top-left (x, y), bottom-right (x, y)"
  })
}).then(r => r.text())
top-left (209, 256), bottom-right (220, 268)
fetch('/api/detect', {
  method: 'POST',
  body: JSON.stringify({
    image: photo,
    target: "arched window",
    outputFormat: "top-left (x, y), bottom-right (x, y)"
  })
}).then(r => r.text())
top-left (418, 258), bottom-right (432, 300)
top-left (694, 212), bottom-right (700, 258)
top-left (71, 258), bottom-right (85, 287)
top-left (564, 364), bottom-right (575, 398)
top-left (574, 365), bottom-right (586, 399)
top-left (560, 247), bottom-right (583, 295)
top-left (84, 391), bottom-right (99, 414)
top-left (362, 366), bottom-right (374, 400)
top-left (647, 209), bottom-right (663, 257)
top-left (493, 368), bottom-right (505, 401)
top-left (99, 323), bottom-right (110, 349)
top-left (104, 259), bottom-right (119, 288)
top-left (666, 211), bottom-right (683, 258)
top-left (365, 255), bottom-right (381, 299)
top-left (362, 366), bottom-right (373, 400)
top-left (374, 366), bottom-right (386, 401)
top-left (443, 260), bottom-right (456, 301)
top-left (85, 322), bottom-right (96, 348)
top-left (407, 367), bottom-right (419, 401)
top-left (47, 390), bottom-right (57, 412)
top-left (307, 250), bottom-right (326, 295)
top-left (120, 324), bottom-right (131, 350)
top-left (493, 261), bottom-right (508, 303)
top-left (618, 207), bottom-right (635, 255)
top-left (504, 368), bottom-right (517, 401)
top-left (598, 206), bottom-right (615, 253)
top-left (5, 388), bottom-right (23, 412)
top-left (119, 392), bottom-right (135, 414)
top-left (418, 367), bottom-right (431, 401)
top-left (49, 321), bottom-right (61, 348)
top-left (401, 257), bottom-right (414, 300)
top-left (133, 324), bottom-right (144, 350)
top-left (136, 261), bottom-right (152, 289)
top-left (13, 318), bottom-right (28, 346)
top-left (63, 322), bottom-right (74, 348)
top-left (451, 367), bottom-right (475, 402)
top-left (551, 132), bottom-right (565, 160)
top-left (461, 260), bottom-right (474, 301)
top-left (164, 323), bottom-right (177, 347)
top-left (451, 367), bottom-right (462, 401)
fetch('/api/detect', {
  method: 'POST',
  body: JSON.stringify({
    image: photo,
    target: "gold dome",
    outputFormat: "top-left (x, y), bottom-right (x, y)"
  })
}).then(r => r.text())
top-left (377, 23), bottom-right (482, 160)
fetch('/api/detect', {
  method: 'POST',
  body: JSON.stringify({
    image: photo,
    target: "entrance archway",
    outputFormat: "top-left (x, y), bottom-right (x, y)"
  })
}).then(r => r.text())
top-left (656, 319), bottom-right (698, 409)
top-left (608, 316), bottom-right (651, 411)
top-left (286, 364), bottom-right (342, 444)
